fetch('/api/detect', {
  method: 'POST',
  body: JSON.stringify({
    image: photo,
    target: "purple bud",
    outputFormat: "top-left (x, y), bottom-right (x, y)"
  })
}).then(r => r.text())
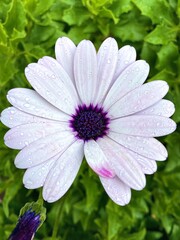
top-left (9, 209), bottom-right (40, 240)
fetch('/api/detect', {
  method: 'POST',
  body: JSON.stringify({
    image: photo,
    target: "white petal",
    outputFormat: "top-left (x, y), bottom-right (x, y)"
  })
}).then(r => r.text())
top-left (43, 140), bottom-right (84, 202)
top-left (113, 45), bottom-right (136, 82)
top-left (0, 107), bottom-right (57, 128)
top-left (110, 115), bottom-right (176, 137)
top-left (100, 176), bottom-right (131, 206)
top-left (136, 99), bottom-right (175, 117)
top-left (7, 88), bottom-right (69, 121)
top-left (84, 140), bottom-right (115, 178)
top-left (74, 40), bottom-right (97, 105)
top-left (4, 122), bottom-right (69, 149)
top-left (103, 60), bottom-right (149, 110)
top-left (55, 37), bottom-right (76, 82)
top-left (25, 62), bottom-right (79, 114)
top-left (15, 131), bottom-right (75, 169)
top-left (95, 38), bottom-right (118, 103)
top-left (38, 56), bottom-right (78, 90)
top-left (23, 154), bottom-right (60, 189)
top-left (135, 155), bottom-right (157, 175)
top-left (108, 81), bottom-right (169, 118)
top-left (98, 137), bottom-right (146, 190)
top-left (108, 132), bottom-right (167, 161)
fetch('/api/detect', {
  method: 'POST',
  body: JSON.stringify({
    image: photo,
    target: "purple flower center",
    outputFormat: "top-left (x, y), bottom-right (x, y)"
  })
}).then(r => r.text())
top-left (70, 104), bottom-right (110, 141)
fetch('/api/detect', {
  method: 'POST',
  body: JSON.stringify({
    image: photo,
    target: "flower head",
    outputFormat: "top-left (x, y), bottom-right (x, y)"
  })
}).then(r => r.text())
top-left (1, 37), bottom-right (176, 205)
top-left (9, 201), bottom-right (46, 240)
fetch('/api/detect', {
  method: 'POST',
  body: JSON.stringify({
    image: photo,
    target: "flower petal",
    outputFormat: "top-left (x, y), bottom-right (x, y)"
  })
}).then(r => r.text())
top-left (113, 45), bottom-right (136, 82)
top-left (0, 107), bottom-right (56, 128)
top-left (15, 131), bottom-right (75, 169)
top-left (136, 99), bottom-right (175, 117)
top-left (108, 80), bottom-right (169, 118)
top-left (55, 37), bottom-right (76, 81)
top-left (84, 140), bottom-right (115, 178)
top-left (74, 40), bottom-right (97, 105)
top-left (7, 88), bottom-right (69, 121)
top-left (43, 140), bottom-right (84, 202)
top-left (110, 115), bottom-right (176, 137)
top-left (25, 62), bottom-right (78, 114)
top-left (100, 176), bottom-right (131, 206)
top-left (135, 155), bottom-right (157, 175)
top-left (103, 60), bottom-right (149, 110)
top-left (95, 37), bottom-right (118, 103)
top-left (98, 137), bottom-right (146, 190)
top-left (108, 132), bottom-right (167, 160)
top-left (4, 122), bottom-right (69, 150)
top-left (23, 154), bottom-right (59, 189)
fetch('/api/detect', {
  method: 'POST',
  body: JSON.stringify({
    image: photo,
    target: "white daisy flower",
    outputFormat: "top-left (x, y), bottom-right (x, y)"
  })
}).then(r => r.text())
top-left (1, 37), bottom-right (176, 205)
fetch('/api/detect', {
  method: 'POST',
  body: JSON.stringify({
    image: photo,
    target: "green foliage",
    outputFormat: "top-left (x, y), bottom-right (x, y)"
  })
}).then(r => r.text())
top-left (0, 0), bottom-right (179, 239)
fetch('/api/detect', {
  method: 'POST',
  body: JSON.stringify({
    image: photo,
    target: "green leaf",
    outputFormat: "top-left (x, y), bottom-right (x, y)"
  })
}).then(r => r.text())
top-left (4, 0), bottom-right (27, 38)
top-left (156, 42), bottom-right (179, 73)
top-left (0, 23), bottom-right (7, 45)
top-left (62, 6), bottom-right (91, 26)
top-left (110, 0), bottom-right (132, 17)
top-left (0, 45), bottom-right (17, 87)
top-left (132, 0), bottom-right (175, 24)
top-left (165, 133), bottom-right (180, 171)
top-left (145, 23), bottom-right (177, 45)
top-left (2, 172), bottom-right (22, 217)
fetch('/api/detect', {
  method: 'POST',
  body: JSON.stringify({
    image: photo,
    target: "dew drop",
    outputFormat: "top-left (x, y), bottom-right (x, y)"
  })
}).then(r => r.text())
top-left (24, 103), bottom-right (30, 108)
top-left (26, 180), bottom-right (33, 186)
top-left (107, 58), bottom-right (111, 64)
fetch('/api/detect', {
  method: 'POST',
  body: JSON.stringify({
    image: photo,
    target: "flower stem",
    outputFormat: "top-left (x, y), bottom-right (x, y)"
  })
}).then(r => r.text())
top-left (52, 196), bottom-right (66, 240)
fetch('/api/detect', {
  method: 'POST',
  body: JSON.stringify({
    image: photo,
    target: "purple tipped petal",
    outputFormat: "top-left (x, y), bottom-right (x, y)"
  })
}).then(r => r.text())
top-left (84, 140), bottom-right (115, 178)
top-left (98, 137), bottom-right (146, 190)
top-left (100, 176), bottom-right (131, 206)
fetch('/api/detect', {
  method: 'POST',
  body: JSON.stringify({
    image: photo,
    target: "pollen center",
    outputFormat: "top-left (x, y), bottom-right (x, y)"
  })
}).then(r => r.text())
top-left (70, 104), bottom-right (110, 141)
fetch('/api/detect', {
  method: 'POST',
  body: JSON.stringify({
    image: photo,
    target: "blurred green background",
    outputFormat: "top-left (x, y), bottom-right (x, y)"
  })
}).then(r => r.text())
top-left (0, 0), bottom-right (180, 239)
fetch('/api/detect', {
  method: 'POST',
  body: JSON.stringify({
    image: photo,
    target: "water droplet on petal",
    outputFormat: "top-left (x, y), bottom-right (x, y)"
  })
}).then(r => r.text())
top-left (24, 103), bottom-right (30, 108)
